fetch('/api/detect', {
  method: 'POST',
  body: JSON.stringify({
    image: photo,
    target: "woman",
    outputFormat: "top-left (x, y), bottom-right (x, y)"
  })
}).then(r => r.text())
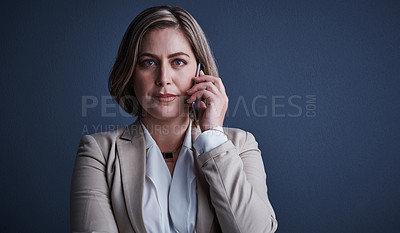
top-left (71, 5), bottom-right (277, 233)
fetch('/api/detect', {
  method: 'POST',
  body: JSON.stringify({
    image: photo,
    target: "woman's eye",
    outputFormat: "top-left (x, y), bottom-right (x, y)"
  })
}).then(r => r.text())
top-left (173, 59), bottom-right (186, 66)
top-left (140, 60), bottom-right (156, 67)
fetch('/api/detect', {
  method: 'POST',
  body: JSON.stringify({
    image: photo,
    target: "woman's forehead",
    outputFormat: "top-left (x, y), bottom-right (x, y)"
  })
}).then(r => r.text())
top-left (140, 27), bottom-right (194, 56)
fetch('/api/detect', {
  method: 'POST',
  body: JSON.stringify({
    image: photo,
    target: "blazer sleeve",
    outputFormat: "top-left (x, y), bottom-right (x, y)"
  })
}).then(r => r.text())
top-left (70, 135), bottom-right (119, 233)
top-left (197, 130), bottom-right (278, 233)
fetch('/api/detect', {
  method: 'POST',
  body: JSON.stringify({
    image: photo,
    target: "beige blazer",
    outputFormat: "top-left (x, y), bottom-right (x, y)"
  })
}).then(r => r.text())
top-left (70, 119), bottom-right (278, 233)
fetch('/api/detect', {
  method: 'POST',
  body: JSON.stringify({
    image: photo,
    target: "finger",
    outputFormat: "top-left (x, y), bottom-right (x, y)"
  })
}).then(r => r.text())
top-left (193, 75), bottom-right (226, 93)
top-left (193, 75), bottom-right (218, 85)
top-left (187, 81), bottom-right (219, 95)
top-left (186, 89), bottom-right (215, 104)
top-left (195, 100), bottom-right (207, 120)
top-left (195, 98), bottom-right (207, 112)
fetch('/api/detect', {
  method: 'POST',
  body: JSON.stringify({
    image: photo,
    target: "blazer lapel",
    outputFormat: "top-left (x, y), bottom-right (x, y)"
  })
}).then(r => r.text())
top-left (117, 119), bottom-right (147, 233)
top-left (192, 124), bottom-right (215, 233)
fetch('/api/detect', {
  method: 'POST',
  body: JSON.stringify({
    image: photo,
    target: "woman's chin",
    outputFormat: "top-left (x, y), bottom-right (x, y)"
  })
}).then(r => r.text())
top-left (143, 107), bottom-right (189, 121)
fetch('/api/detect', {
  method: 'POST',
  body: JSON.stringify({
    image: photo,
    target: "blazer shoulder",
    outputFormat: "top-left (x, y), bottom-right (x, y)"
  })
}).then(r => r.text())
top-left (89, 125), bottom-right (127, 142)
top-left (79, 125), bottom-right (128, 156)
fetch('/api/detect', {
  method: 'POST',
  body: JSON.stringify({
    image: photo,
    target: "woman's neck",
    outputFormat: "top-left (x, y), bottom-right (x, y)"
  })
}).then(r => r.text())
top-left (140, 115), bottom-right (190, 152)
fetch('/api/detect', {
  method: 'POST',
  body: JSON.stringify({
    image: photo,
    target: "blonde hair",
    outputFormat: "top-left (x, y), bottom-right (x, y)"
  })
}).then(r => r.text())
top-left (109, 6), bottom-right (218, 116)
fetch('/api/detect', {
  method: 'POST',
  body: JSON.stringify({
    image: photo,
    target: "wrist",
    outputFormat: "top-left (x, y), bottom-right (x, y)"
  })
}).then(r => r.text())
top-left (200, 121), bottom-right (224, 132)
top-left (201, 125), bottom-right (222, 132)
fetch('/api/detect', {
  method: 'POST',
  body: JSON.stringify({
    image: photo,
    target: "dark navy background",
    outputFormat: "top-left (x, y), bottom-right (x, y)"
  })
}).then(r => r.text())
top-left (1, 0), bottom-right (399, 232)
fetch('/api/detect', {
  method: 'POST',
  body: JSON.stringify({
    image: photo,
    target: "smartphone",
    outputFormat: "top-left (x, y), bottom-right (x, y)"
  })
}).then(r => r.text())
top-left (191, 63), bottom-right (202, 121)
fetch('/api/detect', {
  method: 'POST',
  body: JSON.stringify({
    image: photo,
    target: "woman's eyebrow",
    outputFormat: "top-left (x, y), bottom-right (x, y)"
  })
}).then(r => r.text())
top-left (167, 52), bottom-right (190, 58)
top-left (139, 53), bottom-right (158, 58)
top-left (139, 52), bottom-right (190, 59)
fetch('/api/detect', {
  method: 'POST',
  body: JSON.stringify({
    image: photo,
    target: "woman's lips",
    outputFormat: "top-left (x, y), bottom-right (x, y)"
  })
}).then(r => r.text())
top-left (155, 93), bottom-right (177, 102)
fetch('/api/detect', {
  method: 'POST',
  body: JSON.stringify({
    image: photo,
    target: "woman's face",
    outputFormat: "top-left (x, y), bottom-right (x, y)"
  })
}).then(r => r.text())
top-left (133, 27), bottom-right (197, 121)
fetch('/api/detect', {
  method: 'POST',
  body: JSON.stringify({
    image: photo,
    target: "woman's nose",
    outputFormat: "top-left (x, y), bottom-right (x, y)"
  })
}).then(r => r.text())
top-left (155, 64), bottom-right (172, 86)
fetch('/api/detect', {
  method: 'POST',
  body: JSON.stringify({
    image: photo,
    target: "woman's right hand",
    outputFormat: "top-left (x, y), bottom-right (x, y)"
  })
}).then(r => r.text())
top-left (186, 70), bottom-right (229, 132)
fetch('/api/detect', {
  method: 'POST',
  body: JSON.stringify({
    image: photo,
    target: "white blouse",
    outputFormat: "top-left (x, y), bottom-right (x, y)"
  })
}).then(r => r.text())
top-left (141, 121), bottom-right (227, 233)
